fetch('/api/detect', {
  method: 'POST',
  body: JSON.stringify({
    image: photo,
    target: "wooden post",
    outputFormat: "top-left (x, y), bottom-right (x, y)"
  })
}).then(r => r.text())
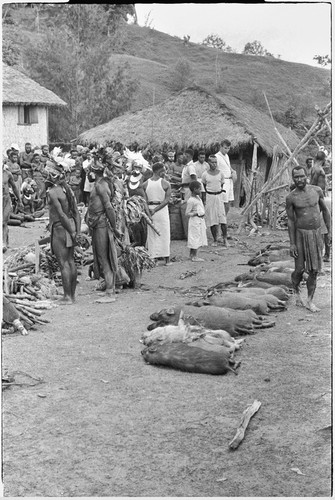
top-left (35, 240), bottom-right (40, 274)
top-left (3, 265), bottom-right (10, 295)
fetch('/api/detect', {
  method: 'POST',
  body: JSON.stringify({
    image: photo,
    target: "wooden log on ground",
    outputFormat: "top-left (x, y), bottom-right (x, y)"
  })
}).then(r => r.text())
top-left (229, 400), bottom-right (262, 450)
top-left (8, 263), bottom-right (34, 273)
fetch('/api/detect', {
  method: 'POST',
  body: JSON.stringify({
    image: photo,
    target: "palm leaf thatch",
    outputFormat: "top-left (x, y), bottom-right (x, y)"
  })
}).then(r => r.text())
top-left (78, 86), bottom-right (299, 156)
top-left (2, 64), bottom-right (67, 107)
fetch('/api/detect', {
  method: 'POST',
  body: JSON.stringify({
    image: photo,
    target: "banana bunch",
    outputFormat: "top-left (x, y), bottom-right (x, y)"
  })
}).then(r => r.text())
top-left (125, 196), bottom-right (144, 224)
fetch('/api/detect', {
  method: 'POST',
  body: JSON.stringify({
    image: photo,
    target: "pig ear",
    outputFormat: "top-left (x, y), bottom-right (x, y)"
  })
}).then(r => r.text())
top-left (166, 307), bottom-right (175, 315)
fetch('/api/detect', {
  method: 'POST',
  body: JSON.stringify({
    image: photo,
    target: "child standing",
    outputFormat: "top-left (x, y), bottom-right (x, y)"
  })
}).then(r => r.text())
top-left (186, 180), bottom-right (208, 262)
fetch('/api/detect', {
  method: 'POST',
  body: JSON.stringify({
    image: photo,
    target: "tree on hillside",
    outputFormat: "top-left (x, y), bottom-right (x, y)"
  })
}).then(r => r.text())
top-left (2, 16), bottom-right (24, 67)
top-left (313, 54), bottom-right (331, 67)
top-left (24, 4), bottom-right (137, 141)
top-left (170, 59), bottom-right (195, 92)
top-left (202, 33), bottom-right (233, 52)
top-left (243, 40), bottom-right (273, 57)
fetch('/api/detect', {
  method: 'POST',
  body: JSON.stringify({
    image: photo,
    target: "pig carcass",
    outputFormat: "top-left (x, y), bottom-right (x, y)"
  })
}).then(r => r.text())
top-left (148, 305), bottom-right (275, 336)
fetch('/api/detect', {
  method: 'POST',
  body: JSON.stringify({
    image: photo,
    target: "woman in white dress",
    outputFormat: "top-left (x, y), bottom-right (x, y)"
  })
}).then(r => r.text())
top-left (143, 162), bottom-right (172, 265)
top-left (201, 155), bottom-right (228, 248)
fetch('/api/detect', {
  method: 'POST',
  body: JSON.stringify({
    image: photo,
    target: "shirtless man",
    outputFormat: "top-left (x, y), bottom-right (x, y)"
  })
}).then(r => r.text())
top-left (305, 153), bottom-right (326, 194)
top-left (46, 162), bottom-right (81, 304)
top-left (2, 163), bottom-right (23, 252)
top-left (86, 155), bottom-right (121, 303)
top-left (286, 166), bottom-right (331, 312)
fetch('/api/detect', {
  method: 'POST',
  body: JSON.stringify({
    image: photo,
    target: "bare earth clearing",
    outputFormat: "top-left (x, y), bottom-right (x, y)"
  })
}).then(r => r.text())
top-left (2, 209), bottom-right (332, 497)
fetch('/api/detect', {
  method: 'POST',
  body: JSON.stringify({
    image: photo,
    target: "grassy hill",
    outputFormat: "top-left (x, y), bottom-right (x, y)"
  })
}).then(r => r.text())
top-left (6, 7), bottom-right (330, 127)
top-left (115, 23), bottom-right (330, 119)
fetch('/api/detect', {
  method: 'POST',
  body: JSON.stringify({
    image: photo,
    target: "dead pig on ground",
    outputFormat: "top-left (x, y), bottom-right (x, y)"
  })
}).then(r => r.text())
top-left (148, 305), bottom-right (275, 336)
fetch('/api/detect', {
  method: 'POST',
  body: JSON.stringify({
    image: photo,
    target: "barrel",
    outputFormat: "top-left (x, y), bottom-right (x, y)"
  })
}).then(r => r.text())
top-left (180, 201), bottom-right (189, 239)
top-left (169, 202), bottom-right (186, 240)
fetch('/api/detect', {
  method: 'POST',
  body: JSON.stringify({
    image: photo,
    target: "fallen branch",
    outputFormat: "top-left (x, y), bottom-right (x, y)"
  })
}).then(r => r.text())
top-left (229, 400), bottom-right (262, 450)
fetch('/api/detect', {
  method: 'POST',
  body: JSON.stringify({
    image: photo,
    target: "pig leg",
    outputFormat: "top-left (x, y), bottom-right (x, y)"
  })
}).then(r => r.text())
top-left (252, 317), bottom-right (276, 329)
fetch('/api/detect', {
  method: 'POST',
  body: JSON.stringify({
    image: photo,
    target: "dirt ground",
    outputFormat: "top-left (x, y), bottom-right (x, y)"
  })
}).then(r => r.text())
top-left (2, 208), bottom-right (332, 497)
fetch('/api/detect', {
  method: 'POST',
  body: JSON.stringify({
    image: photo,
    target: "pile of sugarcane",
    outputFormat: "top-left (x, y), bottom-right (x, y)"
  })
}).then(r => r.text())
top-left (2, 294), bottom-right (53, 334)
top-left (125, 196), bottom-right (160, 235)
top-left (3, 246), bottom-right (60, 335)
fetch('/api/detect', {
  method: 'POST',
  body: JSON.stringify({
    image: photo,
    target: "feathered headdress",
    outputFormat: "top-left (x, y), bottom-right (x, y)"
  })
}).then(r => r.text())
top-left (123, 147), bottom-right (150, 170)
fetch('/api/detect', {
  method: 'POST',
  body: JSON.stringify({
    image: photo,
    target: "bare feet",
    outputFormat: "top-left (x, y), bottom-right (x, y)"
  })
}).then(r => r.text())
top-left (306, 301), bottom-right (320, 313)
top-left (94, 293), bottom-right (116, 303)
top-left (191, 257), bottom-right (204, 262)
top-left (295, 295), bottom-right (305, 307)
top-left (56, 296), bottom-right (74, 305)
top-left (211, 242), bottom-right (218, 247)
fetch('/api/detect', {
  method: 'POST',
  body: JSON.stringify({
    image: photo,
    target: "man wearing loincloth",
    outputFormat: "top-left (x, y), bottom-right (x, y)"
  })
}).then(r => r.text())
top-left (286, 166), bottom-right (331, 312)
top-left (86, 154), bottom-right (121, 303)
top-left (2, 163), bottom-right (23, 252)
top-left (46, 162), bottom-right (81, 305)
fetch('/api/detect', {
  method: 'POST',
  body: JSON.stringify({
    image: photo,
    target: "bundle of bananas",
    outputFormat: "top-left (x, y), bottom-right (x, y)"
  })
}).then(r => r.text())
top-left (125, 196), bottom-right (160, 235)
top-left (118, 244), bottom-right (155, 282)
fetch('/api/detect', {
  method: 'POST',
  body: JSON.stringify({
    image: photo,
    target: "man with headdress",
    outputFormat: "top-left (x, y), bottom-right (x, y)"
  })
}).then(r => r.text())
top-left (46, 160), bottom-right (81, 305)
top-left (86, 151), bottom-right (121, 303)
top-left (2, 161), bottom-right (23, 252)
top-left (286, 165), bottom-right (331, 312)
top-left (125, 164), bottom-right (151, 247)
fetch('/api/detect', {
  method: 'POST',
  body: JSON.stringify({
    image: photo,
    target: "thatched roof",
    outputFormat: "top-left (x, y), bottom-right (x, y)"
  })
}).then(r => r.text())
top-left (78, 86), bottom-right (299, 156)
top-left (2, 64), bottom-right (67, 107)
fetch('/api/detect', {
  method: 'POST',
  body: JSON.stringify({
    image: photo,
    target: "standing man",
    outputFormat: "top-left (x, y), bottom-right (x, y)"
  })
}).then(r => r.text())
top-left (215, 139), bottom-right (235, 215)
top-left (6, 150), bottom-right (22, 195)
top-left (181, 149), bottom-right (197, 202)
top-left (40, 145), bottom-right (51, 168)
top-left (305, 154), bottom-right (326, 194)
top-left (201, 155), bottom-right (227, 247)
top-left (46, 162), bottom-right (81, 305)
top-left (19, 142), bottom-right (34, 180)
top-left (143, 162), bottom-right (172, 265)
top-left (164, 151), bottom-right (176, 180)
top-left (193, 150), bottom-right (209, 203)
top-left (86, 155), bottom-right (121, 303)
top-left (180, 149), bottom-right (197, 238)
top-left (286, 165), bottom-right (331, 312)
top-left (2, 162), bottom-right (23, 252)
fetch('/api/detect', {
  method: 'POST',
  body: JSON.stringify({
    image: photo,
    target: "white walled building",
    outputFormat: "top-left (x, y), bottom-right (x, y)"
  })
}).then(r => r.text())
top-left (2, 64), bottom-right (67, 152)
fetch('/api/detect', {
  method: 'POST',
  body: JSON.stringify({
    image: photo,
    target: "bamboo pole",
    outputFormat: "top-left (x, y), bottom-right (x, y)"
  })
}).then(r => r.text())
top-left (263, 183), bottom-right (289, 195)
top-left (35, 240), bottom-right (40, 274)
top-left (3, 265), bottom-right (10, 295)
top-left (241, 107), bottom-right (330, 217)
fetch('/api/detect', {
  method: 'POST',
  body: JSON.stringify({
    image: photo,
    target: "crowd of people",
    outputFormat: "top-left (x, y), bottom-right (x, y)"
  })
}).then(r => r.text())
top-left (2, 139), bottom-right (331, 312)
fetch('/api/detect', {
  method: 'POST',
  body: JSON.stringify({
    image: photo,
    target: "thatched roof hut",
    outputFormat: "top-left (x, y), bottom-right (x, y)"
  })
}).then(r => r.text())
top-left (2, 64), bottom-right (67, 151)
top-left (78, 86), bottom-right (299, 155)
top-left (2, 64), bottom-right (67, 107)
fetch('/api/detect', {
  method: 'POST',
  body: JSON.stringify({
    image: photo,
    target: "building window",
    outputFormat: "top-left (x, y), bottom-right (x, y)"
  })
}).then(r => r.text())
top-left (18, 105), bottom-right (38, 125)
